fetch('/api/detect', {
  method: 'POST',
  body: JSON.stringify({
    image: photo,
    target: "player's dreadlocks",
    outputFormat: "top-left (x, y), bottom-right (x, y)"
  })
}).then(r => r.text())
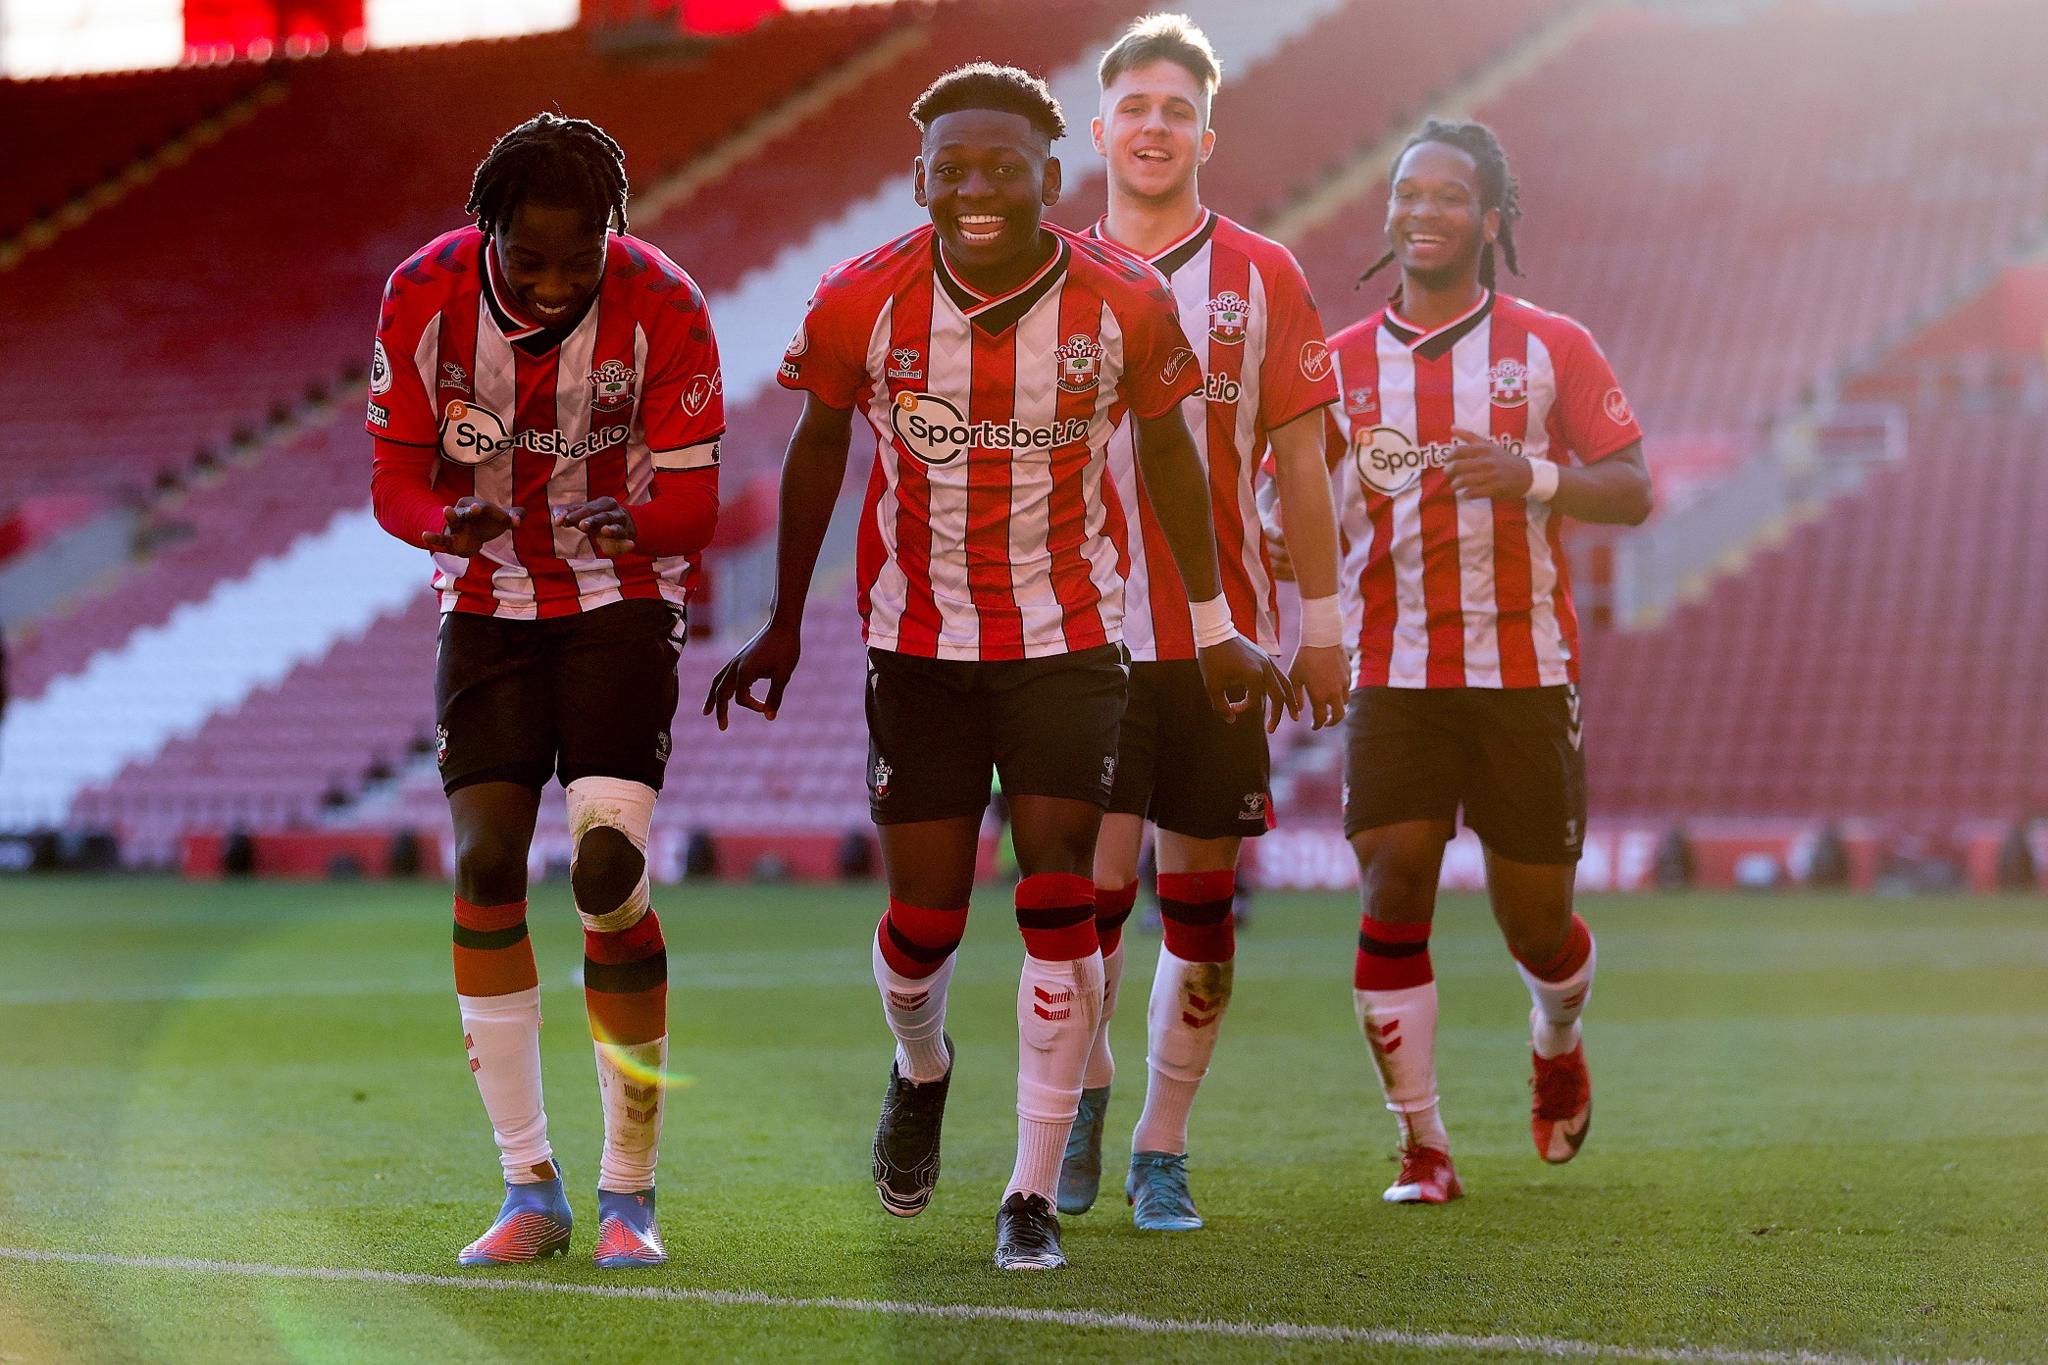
top-left (1359, 118), bottom-right (1522, 290)
top-left (466, 112), bottom-right (630, 239)
top-left (910, 62), bottom-right (1066, 141)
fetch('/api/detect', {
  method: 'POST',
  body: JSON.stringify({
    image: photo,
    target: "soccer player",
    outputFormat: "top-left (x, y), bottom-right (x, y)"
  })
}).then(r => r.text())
top-left (1057, 14), bottom-right (1349, 1232)
top-left (1324, 120), bottom-right (1651, 1203)
top-left (704, 64), bottom-right (1291, 1270)
top-left (368, 113), bottom-right (724, 1267)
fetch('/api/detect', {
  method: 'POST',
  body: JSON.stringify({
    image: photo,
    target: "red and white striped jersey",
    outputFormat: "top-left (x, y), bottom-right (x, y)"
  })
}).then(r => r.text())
top-left (368, 226), bottom-right (724, 619)
top-left (1328, 291), bottom-right (1643, 688)
top-left (779, 224), bottom-right (1201, 661)
top-left (1088, 211), bottom-right (1338, 660)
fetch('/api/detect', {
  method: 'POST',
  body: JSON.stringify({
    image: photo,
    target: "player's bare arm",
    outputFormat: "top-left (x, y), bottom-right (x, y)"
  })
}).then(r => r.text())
top-left (1133, 405), bottom-right (1297, 730)
top-left (1267, 406), bottom-right (1349, 729)
top-left (703, 394), bottom-right (854, 729)
top-left (421, 496), bottom-right (524, 556)
top-left (1444, 430), bottom-right (1652, 525)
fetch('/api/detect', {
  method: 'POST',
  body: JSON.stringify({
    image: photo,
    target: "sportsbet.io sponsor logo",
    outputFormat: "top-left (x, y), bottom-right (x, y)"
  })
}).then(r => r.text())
top-left (890, 392), bottom-right (1089, 468)
top-left (438, 399), bottom-right (629, 467)
top-left (1352, 425), bottom-right (1524, 496)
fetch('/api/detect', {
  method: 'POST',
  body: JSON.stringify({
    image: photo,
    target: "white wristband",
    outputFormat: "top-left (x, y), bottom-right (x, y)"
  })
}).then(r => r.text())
top-left (1190, 594), bottom-right (1238, 648)
top-left (1299, 594), bottom-right (1343, 649)
top-left (1525, 457), bottom-right (1561, 504)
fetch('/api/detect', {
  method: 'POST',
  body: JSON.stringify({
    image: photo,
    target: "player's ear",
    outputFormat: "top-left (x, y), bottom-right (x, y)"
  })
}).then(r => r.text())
top-left (1483, 205), bottom-right (1501, 246)
top-left (912, 155), bottom-right (928, 208)
top-left (1090, 114), bottom-right (1106, 158)
top-left (1042, 155), bottom-right (1062, 207)
top-left (1197, 125), bottom-right (1216, 166)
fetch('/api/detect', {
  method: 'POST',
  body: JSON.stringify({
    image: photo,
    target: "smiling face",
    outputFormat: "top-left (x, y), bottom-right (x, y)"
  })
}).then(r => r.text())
top-left (1093, 57), bottom-right (1213, 206)
top-left (492, 200), bottom-right (607, 324)
top-left (1385, 140), bottom-right (1500, 292)
top-left (915, 108), bottom-right (1060, 285)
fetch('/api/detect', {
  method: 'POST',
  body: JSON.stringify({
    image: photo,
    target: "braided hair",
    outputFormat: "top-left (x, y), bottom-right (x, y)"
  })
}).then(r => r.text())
top-left (466, 112), bottom-right (629, 239)
top-left (1359, 118), bottom-right (1522, 290)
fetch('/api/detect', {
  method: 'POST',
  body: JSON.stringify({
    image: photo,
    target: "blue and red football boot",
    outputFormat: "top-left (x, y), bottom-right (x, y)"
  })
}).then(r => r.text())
top-left (593, 1188), bottom-right (668, 1269)
top-left (458, 1162), bottom-right (573, 1266)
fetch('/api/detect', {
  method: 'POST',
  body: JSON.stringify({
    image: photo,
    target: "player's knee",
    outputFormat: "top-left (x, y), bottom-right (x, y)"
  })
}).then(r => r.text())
top-left (564, 776), bottom-right (656, 931)
top-left (454, 825), bottom-right (528, 904)
top-left (571, 826), bottom-right (644, 916)
top-left (1361, 859), bottom-right (1436, 923)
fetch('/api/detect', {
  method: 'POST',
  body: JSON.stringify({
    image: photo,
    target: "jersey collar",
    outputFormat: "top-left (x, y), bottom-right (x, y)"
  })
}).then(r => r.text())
top-left (934, 231), bottom-right (1070, 335)
top-left (1087, 208), bottom-right (1216, 279)
top-left (1382, 288), bottom-right (1493, 361)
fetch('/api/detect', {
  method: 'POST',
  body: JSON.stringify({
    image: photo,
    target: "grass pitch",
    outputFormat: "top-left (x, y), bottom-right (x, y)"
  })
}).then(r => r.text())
top-left (0, 878), bottom-right (2044, 1363)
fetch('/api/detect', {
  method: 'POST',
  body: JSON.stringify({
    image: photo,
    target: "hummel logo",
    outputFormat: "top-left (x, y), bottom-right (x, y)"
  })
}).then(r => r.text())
top-left (1033, 984), bottom-right (1073, 1021)
top-left (887, 990), bottom-right (928, 1011)
top-left (1565, 684), bottom-right (1584, 751)
top-left (1370, 1019), bottom-right (1404, 1056)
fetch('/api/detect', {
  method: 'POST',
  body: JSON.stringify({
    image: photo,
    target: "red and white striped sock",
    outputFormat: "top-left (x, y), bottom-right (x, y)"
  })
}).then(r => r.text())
top-left (1514, 913), bottom-right (1596, 1058)
top-left (1353, 913), bottom-right (1446, 1153)
top-left (872, 897), bottom-right (968, 1083)
top-left (452, 897), bottom-right (555, 1184)
top-left (1008, 873), bottom-right (1104, 1203)
top-left (1081, 880), bottom-right (1138, 1090)
top-left (1133, 870), bottom-right (1237, 1155)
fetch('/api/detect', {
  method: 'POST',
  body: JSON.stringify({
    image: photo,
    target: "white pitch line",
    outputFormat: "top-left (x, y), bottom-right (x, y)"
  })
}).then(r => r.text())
top-left (0, 1247), bottom-right (1983, 1365)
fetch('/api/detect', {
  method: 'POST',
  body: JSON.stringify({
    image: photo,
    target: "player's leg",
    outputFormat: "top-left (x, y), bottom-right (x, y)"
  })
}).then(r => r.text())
top-left (1464, 684), bottom-right (1594, 1164)
top-left (552, 600), bottom-right (687, 1266)
top-left (866, 650), bottom-right (988, 1217)
top-left (1122, 658), bottom-right (1272, 1229)
top-left (437, 612), bottom-right (569, 1265)
top-left (1061, 665), bottom-right (1161, 1214)
top-left (1344, 686), bottom-right (1465, 1204)
top-left (989, 644), bottom-right (1126, 1269)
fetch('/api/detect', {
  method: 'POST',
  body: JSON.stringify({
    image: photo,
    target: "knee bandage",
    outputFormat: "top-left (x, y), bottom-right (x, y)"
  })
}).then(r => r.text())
top-left (565, 777), bottom-right (656, 934)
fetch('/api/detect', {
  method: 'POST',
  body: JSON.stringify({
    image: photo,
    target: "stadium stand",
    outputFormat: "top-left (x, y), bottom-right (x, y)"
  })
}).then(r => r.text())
top-left (3, 0), bottom-right (2039, 869)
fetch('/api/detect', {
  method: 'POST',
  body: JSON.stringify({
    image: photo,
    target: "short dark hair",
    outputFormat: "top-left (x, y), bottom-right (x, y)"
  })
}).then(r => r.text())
top-left (1098, 13), bottom-right (1222, 99)
top-left (909, 62), bottom-right (1066, 142)
top-left (466, 112), bottom-right (629, 239)
top-left (1361, 118), bottom-right (1523, 290)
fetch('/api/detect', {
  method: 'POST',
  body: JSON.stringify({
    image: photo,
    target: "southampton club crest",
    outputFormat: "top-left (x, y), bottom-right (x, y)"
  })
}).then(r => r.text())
top-left (1055, 334), bottom-right (1104, 394)
top-left (589, 359), bottom-right (637, 410)
top-left (1207, 290), bottom-right (1250, 345)
top-left (1488, 357), bottom-right (1530, 408)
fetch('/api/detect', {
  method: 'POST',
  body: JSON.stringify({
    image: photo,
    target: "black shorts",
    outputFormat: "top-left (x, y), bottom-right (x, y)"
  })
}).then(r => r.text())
top-left (1342, 684), bottom-right (1586, 864)
top-left (434, 598), bottom-right (685, 795)
top-left (864, 644), bottom-right (1128, 825)
top-left (1106, 659), bottom-right (1273, 839)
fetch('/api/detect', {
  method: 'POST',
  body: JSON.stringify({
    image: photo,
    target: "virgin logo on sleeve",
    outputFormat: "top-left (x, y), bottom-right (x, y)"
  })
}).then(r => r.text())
top-left (1603, 388), bottom-right (1634, 425)
top-left (1299, 339), bottom-right (1333, 382)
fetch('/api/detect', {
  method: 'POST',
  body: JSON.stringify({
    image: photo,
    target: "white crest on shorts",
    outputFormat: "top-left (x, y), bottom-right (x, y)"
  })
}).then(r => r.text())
top-left (873, 757), bottom-right (893, 799)
top-left (1100, 754), bottom-right (1117, 790)
top-left (1240, 791), bottom-right (1267, 819)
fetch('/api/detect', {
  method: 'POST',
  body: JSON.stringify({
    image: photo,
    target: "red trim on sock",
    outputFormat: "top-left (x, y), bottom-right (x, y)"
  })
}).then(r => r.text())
top-left (1518, 913), bottom-right (1592, 982)
top-left (1158, 870), bottom-right (1236, 962)
top-left (1015, 875), bottom-right (1098, 961)
top-left (585, 983), bottom-right (667, 1046)
top-left (454, 896), bottom-right (528, 932)
top-left (1355, 912), bottom-right (1435, 990)
top-left (452, 940), bottom-right (538, 996)
top-left (1016, 872), bottom-right (1096, 910)
top-left (1158, 869), bottom-right (1235, 905)
top-left (878, 897), bottom-right (969, 979)
top-left (584, 909), bottom-right (665, 965)
top-left (1094, 880), bottom-right (1138, 956)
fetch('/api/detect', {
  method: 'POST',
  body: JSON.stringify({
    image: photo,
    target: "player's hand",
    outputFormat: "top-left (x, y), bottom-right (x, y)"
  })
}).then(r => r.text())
top-left (703, 619), bottom-right (801, 730)
top-left (421, 497), bottom-right (522, 556)
top-left (554, 497), bottom-right (638, 556)
top-left (1443, 427), bottom-right (1534, 501)
top-left (1196, 634), bottom-right (1298, 733)
top-left (1287, 643), bottom-right (1349, 731)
